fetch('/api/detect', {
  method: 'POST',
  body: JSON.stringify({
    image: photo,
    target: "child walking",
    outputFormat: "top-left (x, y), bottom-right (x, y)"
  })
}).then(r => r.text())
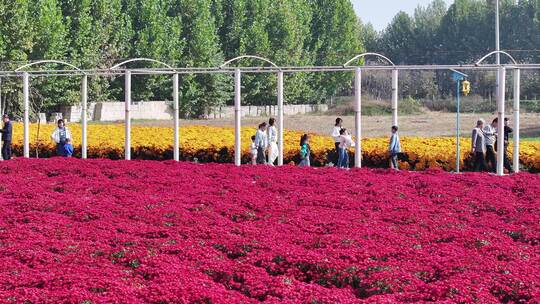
top-left (299, 134), bottom-right (310, 167)
top-left (64, 138), bottom-right (74, 157)
top-left (388, 126), bottom-right (401, 170)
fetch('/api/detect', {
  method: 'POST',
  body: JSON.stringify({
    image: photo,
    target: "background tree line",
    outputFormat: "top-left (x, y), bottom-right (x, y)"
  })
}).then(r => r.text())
top-left (0, 0), bottom-right (363, 117)
top-left (0, 0), bottom-right (538, 118)
top-left (360, 0), bottom-right (540, 108)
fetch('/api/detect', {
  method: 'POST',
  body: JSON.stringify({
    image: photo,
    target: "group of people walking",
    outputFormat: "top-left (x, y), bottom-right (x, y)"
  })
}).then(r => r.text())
top-left (0, 116), bottom-right (73, 160)
top-left (331, 117), bottom-right (402, 170)
top-left (471, 117), bottom-right (514, 173)
top-left (331, 117), bottom-right (401, 170)
top-left (331, 118), bottom-right (355, 169)
top-left (250, 117), bottom-right (312, 167)
top-left (249, 116), bottom-right (403, 169)
top-left (250, 118), bottom-right (280, 166)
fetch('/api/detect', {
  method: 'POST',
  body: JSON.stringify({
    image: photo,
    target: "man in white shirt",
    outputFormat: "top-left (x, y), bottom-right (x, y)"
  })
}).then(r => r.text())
top-left (331, 117), bottom-right (343, 166)
top-left (482, 118), bottom-right (498, 173)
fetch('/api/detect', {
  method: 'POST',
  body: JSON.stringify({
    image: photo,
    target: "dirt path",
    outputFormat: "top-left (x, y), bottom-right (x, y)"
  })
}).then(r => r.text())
top-left (127, 112), bottom-right (540, 138)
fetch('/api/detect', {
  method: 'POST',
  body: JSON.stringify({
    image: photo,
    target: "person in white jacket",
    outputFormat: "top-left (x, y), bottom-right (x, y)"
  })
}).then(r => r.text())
top-left (331, 117), bottom-right (343, 166)
top-left (338, 128), bottom-right (354, 168)
top-left (267, 118), bottom-right (278, 166)
top-left (51, 119), bottom-right (72, 156)
top-left (254, 122), bottom-right (268, 165)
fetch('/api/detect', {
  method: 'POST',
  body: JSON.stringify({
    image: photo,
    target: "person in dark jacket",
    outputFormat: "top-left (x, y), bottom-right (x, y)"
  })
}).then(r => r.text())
top-left (494, 117), bottom-right (514, 173)
top-left (0, 114), bottom-right (13, 160)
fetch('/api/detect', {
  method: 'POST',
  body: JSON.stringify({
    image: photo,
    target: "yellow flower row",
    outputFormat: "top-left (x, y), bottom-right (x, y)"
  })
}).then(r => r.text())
top-left (7, 123), bottom-right (540, 171)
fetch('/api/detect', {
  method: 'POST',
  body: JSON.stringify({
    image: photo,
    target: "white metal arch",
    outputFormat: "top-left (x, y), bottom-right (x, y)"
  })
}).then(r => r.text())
top-left (110, 58), bottom-right (173, 70)
top-left (475, 51), bottom-right (518, 65)
top-left (476, 51), bottom-right (521, 175)
top-left (220, 55), bottom-right (282, 166)
top-left (220, 55), bottom-right (279, 68)
top-left (110, 58), bottom-right (178, 161)
top-left (344, 53), bottom-right (398, 168)
top-left (343, 52), bottom-right (395, 67)
top-left (14, 60), bottom-right (87, 159)
top-left (15, 60), bottom-right (81, 72)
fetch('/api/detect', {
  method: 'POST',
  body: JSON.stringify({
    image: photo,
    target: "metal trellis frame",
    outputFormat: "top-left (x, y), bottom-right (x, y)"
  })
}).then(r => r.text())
top-left (14, 60), bottom-right (84, 158)
top-left (344, 52), bottom-right (397, 168)
top-left (220, 55), bottom-right (283, 166)
top-left (110, 58), bottom-right (177, 160)
top-left (0, 54), bottom-right (534, 175)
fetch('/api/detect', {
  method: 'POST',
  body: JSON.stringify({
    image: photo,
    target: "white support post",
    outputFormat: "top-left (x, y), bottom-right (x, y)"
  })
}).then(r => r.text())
top-left (277, 71), bottom-right (284, 166)
top-left (496, 66), bottom-right (506, 176)
top-left (173, 73), bottom-right (180, 162)
top-left (81, 74), bottom-right (88, 159)
top-left (234, 69), bottom-right (241, 166)
top-left (125, 71), bottom-right (131, 160)
top-left (391, 69), bottom-right (399, 127)
top-left (513, 69), bottom-right (520, 173)
top-left (354, 67), bottom-right (362, 168)
top-left (23, 72), bottom-right (30, 158)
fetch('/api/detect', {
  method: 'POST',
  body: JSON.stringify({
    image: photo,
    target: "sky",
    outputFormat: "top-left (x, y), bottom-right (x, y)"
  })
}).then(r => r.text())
top-left (352, 0), bottom-right (454, 31)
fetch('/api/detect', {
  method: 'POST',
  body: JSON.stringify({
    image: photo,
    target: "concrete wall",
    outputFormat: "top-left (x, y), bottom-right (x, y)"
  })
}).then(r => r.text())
top-left (60, 102), bottom-right (328, 122)
top-left (61, 101), bottom-right (173, 122)
top-left (206, 104), bottom-right (328, 119)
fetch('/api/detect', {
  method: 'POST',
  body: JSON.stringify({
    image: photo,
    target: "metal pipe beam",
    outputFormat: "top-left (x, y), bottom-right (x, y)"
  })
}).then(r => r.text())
top-left (513, 69), bottom-right (520, 173)
top-left (125, 71), bottom-right (131, 160)
top-left (81, 74), bottom-right (88, 159)
top-left (354, 67), bottom-right (362, 168)
top-left (496, 67), bottom-right (506, 176)
top-left (456, 80), bottom-right (461, 173)
top-left (23, 72), bottom-right (30, 158)
top-left (2, 63), bottom-right (540, 78)
top-left (173, 73), bottom-right (180, 161)
top-left (277, 71), bottom-right (284, 166)
top-left (234, 69), bottom-right (241, 166)
top-left (391, 69), bottom-right (398, 127)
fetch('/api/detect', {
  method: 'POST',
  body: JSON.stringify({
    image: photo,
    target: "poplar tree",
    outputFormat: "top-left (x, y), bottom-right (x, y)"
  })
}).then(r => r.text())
top-left (130, 0), bottom-right (184, 101)
top-left (308, 0), bottom-right (363, 101)
top-left (268, 0), bottom-right (313, 103)
top-left (180, 0), bottom-right (230, 116)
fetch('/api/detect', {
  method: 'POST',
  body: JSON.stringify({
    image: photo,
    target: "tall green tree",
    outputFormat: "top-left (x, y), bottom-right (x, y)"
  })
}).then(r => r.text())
top-left (239, 0), bottom-right (273, 106)
top-left (268, 0), bottom-right (313, 103)
top-left (30, 0), bottom-right (74, 110)
top-left (358, 20), bottom-right (378, 52)
top-left (91, 0), bottom-right (133, 102)
top-left (378, 12), bottom-right (415, 64)
top-left (128, 0), bottom-right (184, 101)
top-left (0, 0), bottom-right (34, 115)
top-left (412, 0), bottom-right (447, 64)
top-left (308, 0), bottom-right (364, 101)
top-left (212, 0), bottom-right (246, 59)
top-left (179, 0), bottom-right (230, 116)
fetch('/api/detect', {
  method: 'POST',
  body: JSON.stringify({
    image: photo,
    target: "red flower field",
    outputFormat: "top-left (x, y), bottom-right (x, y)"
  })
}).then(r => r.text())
top-left (0, 159), bottom-right (538, 303)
